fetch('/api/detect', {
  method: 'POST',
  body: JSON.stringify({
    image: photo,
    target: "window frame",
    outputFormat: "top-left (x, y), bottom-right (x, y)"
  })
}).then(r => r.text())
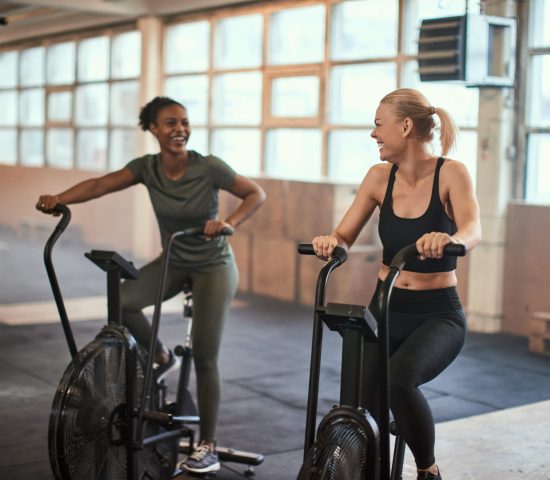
top-left (162, 0), bottom-right (479, 183)
top-left (0, 24), bottom-right (141, 171)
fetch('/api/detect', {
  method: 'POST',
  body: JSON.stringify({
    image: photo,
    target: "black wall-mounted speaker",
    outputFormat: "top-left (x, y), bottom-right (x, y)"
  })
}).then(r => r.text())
top-left (417, 14), bottom-right (516, 88)
top-left (418, 15), bottom-right (467, 82)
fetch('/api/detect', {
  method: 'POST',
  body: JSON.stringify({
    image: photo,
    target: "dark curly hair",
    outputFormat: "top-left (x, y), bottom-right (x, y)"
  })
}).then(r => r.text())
top-left (138, 96), bottom-right (185, 131)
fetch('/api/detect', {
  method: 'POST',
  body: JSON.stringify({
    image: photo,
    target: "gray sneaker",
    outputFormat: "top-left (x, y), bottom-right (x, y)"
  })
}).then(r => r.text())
top-left (181, 444), bottom-right (220, 474)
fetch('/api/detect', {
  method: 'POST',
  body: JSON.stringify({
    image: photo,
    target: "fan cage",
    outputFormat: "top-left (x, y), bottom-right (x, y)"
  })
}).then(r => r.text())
top-left (48, 329), bottom-right (177, 480)
top-left (298, 414), bottom-right (371, 480)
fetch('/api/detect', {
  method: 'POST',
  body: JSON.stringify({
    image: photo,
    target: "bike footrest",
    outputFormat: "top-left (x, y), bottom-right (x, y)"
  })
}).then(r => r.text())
top-left (179, 441), bottom-right (264, 466)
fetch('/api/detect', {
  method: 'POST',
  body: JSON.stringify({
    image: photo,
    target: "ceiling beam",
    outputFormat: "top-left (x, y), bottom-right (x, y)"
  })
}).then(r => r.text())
top-left (7, 0), bottom-right (148, 16)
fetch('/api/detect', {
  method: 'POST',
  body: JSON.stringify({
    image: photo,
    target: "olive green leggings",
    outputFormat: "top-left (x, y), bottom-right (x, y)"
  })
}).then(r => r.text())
top-left (120, 256), bottom-right (239, 442)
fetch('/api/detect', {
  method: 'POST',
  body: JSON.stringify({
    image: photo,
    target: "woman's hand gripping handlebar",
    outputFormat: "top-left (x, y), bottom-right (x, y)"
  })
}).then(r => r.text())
top-left (390, 242), bottom-right (466, 271)
top-left (297, 243), bottom-right (348, 266)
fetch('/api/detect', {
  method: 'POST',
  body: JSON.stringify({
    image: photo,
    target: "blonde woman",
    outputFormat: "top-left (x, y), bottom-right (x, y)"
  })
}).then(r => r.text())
top-left (312, 88), bottom-right (481, 480)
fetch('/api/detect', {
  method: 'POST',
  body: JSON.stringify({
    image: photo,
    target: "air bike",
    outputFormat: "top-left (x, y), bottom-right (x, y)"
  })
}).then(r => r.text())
top-left (296, 242), bottom-right (466, 480)
top-left (41, 203), bottom-right (263, 479)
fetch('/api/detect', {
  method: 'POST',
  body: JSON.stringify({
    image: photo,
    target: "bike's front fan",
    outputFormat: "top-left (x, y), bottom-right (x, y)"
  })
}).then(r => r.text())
top-left (48, 328), bottom-right (177, 480)
top-left (297, 407), bottom-right (379, 480)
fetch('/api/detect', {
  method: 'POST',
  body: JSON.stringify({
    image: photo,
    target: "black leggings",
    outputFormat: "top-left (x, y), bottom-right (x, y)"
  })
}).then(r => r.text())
top-left (361, 280), bottom-right (466, 469)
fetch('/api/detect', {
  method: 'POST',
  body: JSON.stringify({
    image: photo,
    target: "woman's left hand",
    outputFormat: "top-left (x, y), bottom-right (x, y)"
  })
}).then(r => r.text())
top-left (203, 219), bottom-right (234, 239)
top-left (416, 232), bottom-right (461, 260)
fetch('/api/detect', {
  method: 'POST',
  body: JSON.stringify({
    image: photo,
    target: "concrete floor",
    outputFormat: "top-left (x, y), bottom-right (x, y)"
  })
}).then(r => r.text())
top-left (1, 226), bottom-right (550, 480)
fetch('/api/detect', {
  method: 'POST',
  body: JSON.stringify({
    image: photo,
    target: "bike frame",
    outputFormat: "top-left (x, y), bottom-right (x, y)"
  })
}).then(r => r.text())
top-left (299, 242), bottom-right (466, 480)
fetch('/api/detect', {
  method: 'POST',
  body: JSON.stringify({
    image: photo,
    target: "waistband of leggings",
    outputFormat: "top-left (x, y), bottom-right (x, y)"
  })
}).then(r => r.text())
top-left (371, 279), bottom-right (463, 314)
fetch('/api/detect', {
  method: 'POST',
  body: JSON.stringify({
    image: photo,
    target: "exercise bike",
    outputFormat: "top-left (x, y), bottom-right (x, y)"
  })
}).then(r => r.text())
top-left (42, 203), bottom-right (264, 479)
top-left (296, 242), bottom-right (466, 480)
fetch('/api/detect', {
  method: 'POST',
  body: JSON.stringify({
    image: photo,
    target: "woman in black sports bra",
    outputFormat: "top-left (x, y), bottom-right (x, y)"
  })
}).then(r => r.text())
top-left (312, 88), bottom-right (481, 480)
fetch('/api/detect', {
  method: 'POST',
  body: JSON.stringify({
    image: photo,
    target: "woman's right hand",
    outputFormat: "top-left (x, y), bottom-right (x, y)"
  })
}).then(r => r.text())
top-left (312, 235), bottom-right (339, 260)
top-left (36, 195), bottom-right (60, 215)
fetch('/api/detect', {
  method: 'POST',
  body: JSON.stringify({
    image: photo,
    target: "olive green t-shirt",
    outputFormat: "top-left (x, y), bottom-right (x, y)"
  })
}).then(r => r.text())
top-left (125, 151), bottom-right (237, 270)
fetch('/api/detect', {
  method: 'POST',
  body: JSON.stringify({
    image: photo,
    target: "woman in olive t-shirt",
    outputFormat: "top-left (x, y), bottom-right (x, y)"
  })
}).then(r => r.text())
top-left (37, 96), bottom-right (265, 474)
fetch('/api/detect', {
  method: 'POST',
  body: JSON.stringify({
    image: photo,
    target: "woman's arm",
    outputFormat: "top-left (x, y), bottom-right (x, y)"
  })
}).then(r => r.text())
top-left (37, 168), bottom-right (136, 213)
top-left (312, 165), bottom-right (383, 259)
top-left (203, 175), bottom-right (266, 237)
top-left (417, 160), bottom-right (481, 259)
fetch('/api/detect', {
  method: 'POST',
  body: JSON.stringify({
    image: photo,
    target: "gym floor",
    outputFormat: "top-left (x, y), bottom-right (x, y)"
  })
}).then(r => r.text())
top-left (1, 226), bottom-right (550, 480)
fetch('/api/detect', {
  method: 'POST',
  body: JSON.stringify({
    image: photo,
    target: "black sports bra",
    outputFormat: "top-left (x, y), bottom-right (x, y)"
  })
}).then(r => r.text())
top-left (378, 157), bottom-right (457, 273)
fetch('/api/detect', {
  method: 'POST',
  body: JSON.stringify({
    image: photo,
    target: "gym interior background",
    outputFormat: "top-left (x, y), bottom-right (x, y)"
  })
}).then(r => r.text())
top-left (0, 0), bottom-right (550, 479)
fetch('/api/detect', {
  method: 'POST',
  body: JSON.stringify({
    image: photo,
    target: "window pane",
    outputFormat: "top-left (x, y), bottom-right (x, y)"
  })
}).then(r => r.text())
top-left (76, 84), bottom-right (108, 126)
top-left (112, 31), bottom-right (141, 79)
top-left (213, 72), bottom-right (262, 125)
top-left (20, 47), bottom-right (45, 87)
top-left (110, 129), bottom-right (138, 171)
top-left (211, 129), bottom-right (261, 176)
top-left (526, 134), bottom-right (550, 203)
top-left (215, 14), bottom-right (263, 69)
top-left (530, 0), bottom-right (550, 47)
top-left (528, 55), bottom-right (550, 127)
top-left (403, 0), bottom-right (471, 55)
top-left (331, 0), bottom-right (398, 60)
top-left (78, 36), bottom-right (109, 81)
top-left (266, 129), bottom-right (322, 180)
top-left (402, 61), bottom-right (479, 127)
top-left (269, 5), bottom-right (325, 65)
top-left (77, 129), bottom-right (108, 170)
top-left (47, 129), bottom-right (73, 169)
top-left (20, 129), bottom-right (44, 167)
top-left (165, 75), bottom-right (209, 125)
top-left (0, 51), bottom-right (18, 88)
top-left (329, 63), bottom-right (397, 125)
top-left (187, 127), bottom-right (208, 154)
top-left (271, 76), bottom-right (319, 117)
top-left (48, 91), bottom-right (72, 122)
top-left (0, 91), bottom-right (17, 126)
top-left (328, 130), bottom-right (379, 183)
top-left (0, 129), bottom-right (17, 165)
top-left (47, 42), bottom-right (76, 85)
top-left (165, 22), bottom-right (210, 74)
top-left (111, 81), bottom-right (139, 126)
top-left (19, 88), bottom-right (45, 126)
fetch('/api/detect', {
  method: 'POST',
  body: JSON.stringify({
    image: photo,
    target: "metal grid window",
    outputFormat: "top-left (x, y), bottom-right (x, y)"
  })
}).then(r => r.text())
top-left (525, 0), bottom-right (550, 202)
top-left (163, 0), bottom-right (479, 184)
top-left (0, 28), bottom-right (141, 171)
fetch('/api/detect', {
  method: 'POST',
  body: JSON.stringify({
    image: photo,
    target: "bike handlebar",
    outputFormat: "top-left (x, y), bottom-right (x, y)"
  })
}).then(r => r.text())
top-left (389, 242), bottom-right (466, 270)
top-left (175, 225), bottom-right (234, 238)
top-left (297, 243), bottom-right (348, 265)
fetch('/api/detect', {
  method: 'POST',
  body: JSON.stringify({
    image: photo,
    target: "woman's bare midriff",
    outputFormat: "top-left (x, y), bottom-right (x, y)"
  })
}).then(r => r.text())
top-left (378, 264), bottom-right (457, 290)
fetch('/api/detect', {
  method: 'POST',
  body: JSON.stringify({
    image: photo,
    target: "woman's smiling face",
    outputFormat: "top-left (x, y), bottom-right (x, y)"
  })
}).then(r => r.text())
top-left (150, 104), bottom-right (191, 155)
top-left (370, 102), bottom-right (407, 162)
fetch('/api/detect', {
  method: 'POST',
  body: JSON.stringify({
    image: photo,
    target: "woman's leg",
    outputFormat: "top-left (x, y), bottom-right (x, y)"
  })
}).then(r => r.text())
top-left (388, 314), bottom-right (465, 469)
top-left (120, 256), bottom-right (186, 355)
top-left (189, 262), bottom-right (238, 443)
top-left (361, 310), bottom-right (465, 469)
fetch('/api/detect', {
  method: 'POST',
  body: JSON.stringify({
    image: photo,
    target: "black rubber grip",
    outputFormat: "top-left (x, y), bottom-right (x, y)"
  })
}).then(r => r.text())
top-left (443, 243), bottom-right (467, 256)
top-left (298, 243), bottom-right (315, 255)
top-left (297, 243), bottom-right (347, 264)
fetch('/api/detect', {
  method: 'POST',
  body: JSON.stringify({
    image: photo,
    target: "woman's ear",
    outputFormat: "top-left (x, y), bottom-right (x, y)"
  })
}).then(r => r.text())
top-left (149, 122), bottom-right (158, 137)
top-left (402, 117), bottom-right (413, 138)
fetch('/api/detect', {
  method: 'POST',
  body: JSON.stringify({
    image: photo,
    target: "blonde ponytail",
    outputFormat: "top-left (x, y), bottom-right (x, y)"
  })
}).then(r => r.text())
top-left (432, 106), bottom-right (458, 156)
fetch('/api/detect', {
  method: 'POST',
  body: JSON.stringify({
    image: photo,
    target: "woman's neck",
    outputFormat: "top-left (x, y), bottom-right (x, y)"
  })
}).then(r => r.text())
top-left (393, 146), bottom-right (437, 184)
top-left (160, 150), bottom-right (189, 180)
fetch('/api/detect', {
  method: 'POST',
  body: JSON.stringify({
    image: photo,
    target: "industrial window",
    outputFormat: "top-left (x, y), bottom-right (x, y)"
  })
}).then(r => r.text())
top-left (525, 0), bottom-right (550, 203)
top-left (163, 0), bottom-right (478, 184)
top-left (0, 29), bottom-right (141, 171)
